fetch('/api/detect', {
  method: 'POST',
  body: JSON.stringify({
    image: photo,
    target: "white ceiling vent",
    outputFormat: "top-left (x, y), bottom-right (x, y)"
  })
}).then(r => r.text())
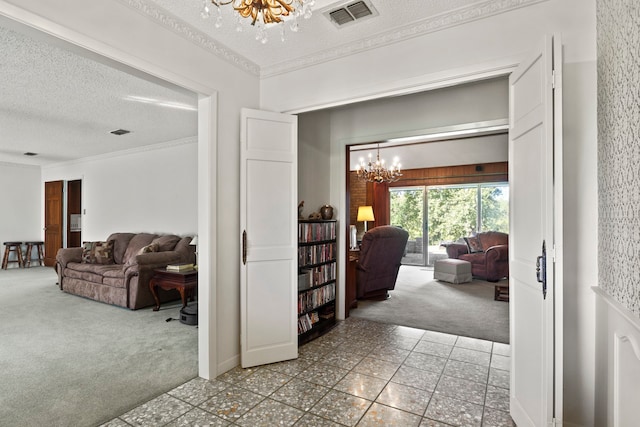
top-left (324, 0), bottom-right (378, 28)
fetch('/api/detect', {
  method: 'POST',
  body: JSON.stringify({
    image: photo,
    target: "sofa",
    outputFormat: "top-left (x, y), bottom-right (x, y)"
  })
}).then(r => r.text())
top-left (356, 225), bottom-right (409, 300)
top-left (55, 233), bottom-right (195, 309)
top-left (445, 231), bottom-right (509, 282)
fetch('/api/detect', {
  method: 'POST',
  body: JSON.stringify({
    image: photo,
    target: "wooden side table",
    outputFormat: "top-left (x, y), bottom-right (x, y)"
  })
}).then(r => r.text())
top-left (149, 268), bottom-right (198, 311)
top-left (345, 250), bottom-right (359, 317)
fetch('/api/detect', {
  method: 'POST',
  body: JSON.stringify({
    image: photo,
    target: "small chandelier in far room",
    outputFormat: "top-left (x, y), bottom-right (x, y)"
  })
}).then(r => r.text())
top-left (355, 144), bottom-right (402, 183)
top-left (201, 0), bottom-right (314, 43)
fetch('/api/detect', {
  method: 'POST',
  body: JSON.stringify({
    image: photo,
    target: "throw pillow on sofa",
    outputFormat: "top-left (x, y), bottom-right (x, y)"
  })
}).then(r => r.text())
top-left (463, 236), bottom-right (483, 253)
top-left (82, 241), bottom-right (115, 265)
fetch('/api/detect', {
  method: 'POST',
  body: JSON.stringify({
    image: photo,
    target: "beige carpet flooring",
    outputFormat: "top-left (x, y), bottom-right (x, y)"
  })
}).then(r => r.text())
top-left (350, 266), bottom-right (510, 343)
top-left (0, 267), bottom-right (198, 427)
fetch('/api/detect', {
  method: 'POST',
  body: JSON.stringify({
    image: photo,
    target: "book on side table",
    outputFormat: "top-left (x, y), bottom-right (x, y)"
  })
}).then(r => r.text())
top-left (166, 263), bottom-right (194, 272)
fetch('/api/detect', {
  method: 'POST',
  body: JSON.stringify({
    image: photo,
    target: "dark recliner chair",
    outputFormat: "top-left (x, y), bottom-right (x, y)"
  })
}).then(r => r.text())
top-left (356, 226), bottom-right (409, 300)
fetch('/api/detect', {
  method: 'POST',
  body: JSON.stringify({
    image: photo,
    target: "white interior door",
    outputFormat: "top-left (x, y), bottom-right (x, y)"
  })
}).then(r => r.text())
top-left (240, 108), bottom-right (298, 368)
top-left (509, 35), bottom-right (563, 426)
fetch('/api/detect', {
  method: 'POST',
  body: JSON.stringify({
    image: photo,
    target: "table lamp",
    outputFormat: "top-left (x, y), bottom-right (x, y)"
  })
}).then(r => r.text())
top-left (190, 235), bottom-right (198, 268)
top-left (357, 206), bottom-right (375, 233)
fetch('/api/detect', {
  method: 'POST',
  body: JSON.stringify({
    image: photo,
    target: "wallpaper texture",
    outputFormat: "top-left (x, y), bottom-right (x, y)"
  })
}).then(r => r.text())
top-left (597, 0), bottom-right (640, 316)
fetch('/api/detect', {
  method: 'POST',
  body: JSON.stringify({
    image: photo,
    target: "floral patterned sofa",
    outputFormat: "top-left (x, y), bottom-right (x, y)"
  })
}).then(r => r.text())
top-left (445, 231), bottom-right (509, 282)
top-left (55, 232), bottom-right (194, 309)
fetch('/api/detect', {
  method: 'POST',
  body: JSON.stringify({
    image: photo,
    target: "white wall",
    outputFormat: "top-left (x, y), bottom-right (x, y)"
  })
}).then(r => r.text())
top-left (261, 1), bottom-right (595, 113)
top-left (562, 61), bottom-right (598, 427)
top-left (298, 110), bottom-right (332, 218)
top-left (0, 162), bottom-right (41, 267)
top-left (41, 140), bottom-right (197, 240)
top-left (286, 1), bottom-right (597, 426)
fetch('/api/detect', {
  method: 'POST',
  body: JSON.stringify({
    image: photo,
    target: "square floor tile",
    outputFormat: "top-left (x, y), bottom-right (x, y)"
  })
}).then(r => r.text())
top-left (120, 394), bottom-right (193, 427)
top-left (167, 377), bottom-right (229, 406)
top-left (393, 325), bottom-right (427, 339)
top-left (376, 382), bottom-right (431, 416)
top-left (403, 351), bottom-right (447, 374)
top-left (485, 385), bottom-right (510, 412)
top-left (334, 372), bottom-right (388, 400)
top-left (294, 413), bottom-right (343, 426)
top-left (489, 368), bottom-right (510, 389)
top-left (338, 338), bottom-right (380, 355)
top-left (420, 330), bottom-right (458, 346)
top-left (265, 357), bottom-right (312, 376)
top-left (391, 366), bottom-right (441, 392)
top-left (198, 385), bottom-right (264, 421)
top-left (449, 347), bottom-right (491, 366)
top-left (235, 398), bottom-right (304, 427)
top-left (310, 390), bottom-right (371, 427)
top-left (413, 340), bottom-right (453, 358)
top-left (300, 362), bottom-right (349, 387)
top-left (354, 356), bottom-right (401, 380)
top-left (424, 395), bottom-right (483, 427)
top-left (164, 408), bottom-right (230, 427)
top-left (321, 348), bottom-right (365, 369)
top-left (237, 368), bottom-right (292, 396)
top-left (443, 359), bottom-right (489, 384)
top-left (434, 375), bottom-right (486, 405)
top-left (455, 336), bottom-right (493, 353)
top-left (419, 417), bottom-right (454, 426)
top-left (491, 354), bottom-right (511, 371)
top-left (369, 345), bottom-right (411, 364)
top-left (380, 335), bottom-right (420, 351)
top-left (216, 366), bottom-right (259, 384)
top-left (482, 407), bottom-right (516, 426)
top-left (358, 402), bottom-right (422, 427)
top-left (492, 342), bottom-right (511, 357)
top-left (270, 378), bottom-right (330, 411)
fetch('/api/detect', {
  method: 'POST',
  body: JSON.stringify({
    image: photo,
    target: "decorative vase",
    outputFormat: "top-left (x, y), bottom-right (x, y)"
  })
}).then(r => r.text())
top-left (320, 205), bottom-right (334, 220)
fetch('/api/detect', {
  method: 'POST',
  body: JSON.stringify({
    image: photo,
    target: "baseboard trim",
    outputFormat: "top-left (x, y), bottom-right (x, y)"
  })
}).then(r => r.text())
top-left (217, 354), bottom-right (240, 376)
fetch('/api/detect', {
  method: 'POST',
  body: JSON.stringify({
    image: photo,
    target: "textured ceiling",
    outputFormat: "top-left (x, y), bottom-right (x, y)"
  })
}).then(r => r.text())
top-left (1, 0), bottom-right (545, 166)
top-left (0, 17), bottom-right (198, 166)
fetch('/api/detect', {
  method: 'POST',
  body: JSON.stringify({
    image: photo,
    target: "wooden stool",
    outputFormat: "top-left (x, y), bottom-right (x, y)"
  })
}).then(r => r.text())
top-left (25, 241), bottom-right (45, 267)
top-left (2, 242), bottom-right (24, 269)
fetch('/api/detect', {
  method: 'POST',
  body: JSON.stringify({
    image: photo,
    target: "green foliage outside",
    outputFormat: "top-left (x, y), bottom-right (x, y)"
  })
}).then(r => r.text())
top-left (389, 189), bottom-right (423, 239)
top-left (390, 185), bottom-right (509, 244)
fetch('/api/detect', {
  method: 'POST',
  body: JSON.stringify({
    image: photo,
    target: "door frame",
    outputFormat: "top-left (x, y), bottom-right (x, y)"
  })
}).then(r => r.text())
top-left (332, 46), bottom-right (562, 423)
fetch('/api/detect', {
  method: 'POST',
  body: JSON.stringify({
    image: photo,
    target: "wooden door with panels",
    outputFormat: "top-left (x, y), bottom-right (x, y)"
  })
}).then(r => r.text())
top-left (44, 180), bottom-right (63, 266)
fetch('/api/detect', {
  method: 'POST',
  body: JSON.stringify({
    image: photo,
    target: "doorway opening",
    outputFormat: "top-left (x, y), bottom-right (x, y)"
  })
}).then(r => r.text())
top-left (392, 183), bottom-right (509, 267)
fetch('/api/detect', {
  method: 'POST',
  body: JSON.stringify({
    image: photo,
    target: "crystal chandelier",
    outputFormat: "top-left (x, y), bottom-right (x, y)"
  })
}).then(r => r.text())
top-left (355, 144), bottom-right (402, 183)
top-left (200, 0), bottom-right (314, 43)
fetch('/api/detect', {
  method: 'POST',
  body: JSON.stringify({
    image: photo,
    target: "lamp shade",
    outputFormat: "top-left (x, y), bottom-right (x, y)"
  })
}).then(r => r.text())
top-left (357, 206), bottom-right (375, 222)
top-left (190, 235), bottom-right (198, 246)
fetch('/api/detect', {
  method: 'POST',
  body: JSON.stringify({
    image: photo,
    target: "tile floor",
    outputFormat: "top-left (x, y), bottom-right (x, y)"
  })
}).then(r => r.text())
top-left (101, 318), bottom-right (514, 427)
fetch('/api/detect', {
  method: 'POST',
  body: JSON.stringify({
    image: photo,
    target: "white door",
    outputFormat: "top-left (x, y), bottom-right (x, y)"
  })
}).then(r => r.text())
top-left (240, 108), bottom-right (298, 368)
top-left (509, 36), bottom-right (563, 426)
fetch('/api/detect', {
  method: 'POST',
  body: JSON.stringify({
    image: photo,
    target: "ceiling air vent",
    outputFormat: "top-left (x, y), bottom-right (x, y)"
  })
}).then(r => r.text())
top-left (110, 129), bottom-right (131, 136)
top-left (23, 152), bottom-right (38, 156)
top-left (325, 0), bottom-right (378, 28)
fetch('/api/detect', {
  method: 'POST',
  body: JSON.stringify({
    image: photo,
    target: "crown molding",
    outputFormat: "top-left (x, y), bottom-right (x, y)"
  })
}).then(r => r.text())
top-left (0, 160), bottom-right (41, 169)
top-left (42, 136), bottom-right (197, 170)
top-left (261, 0), bottom-right (550, 78)
top-left (115, 0), bottom-right (260, 76)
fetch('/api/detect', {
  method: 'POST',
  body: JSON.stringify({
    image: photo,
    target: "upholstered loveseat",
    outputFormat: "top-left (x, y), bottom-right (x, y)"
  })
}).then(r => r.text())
top-left (55, 233), bottom-right (195, 309)
top-left (445, 231), bottom-right (509, 282)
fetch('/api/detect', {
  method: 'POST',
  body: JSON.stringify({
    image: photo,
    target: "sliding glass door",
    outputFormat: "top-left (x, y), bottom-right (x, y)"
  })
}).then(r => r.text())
top-left (390, 183), bottom-right (509, 267)
top-left (390, 187), bottom-right (425, 265)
